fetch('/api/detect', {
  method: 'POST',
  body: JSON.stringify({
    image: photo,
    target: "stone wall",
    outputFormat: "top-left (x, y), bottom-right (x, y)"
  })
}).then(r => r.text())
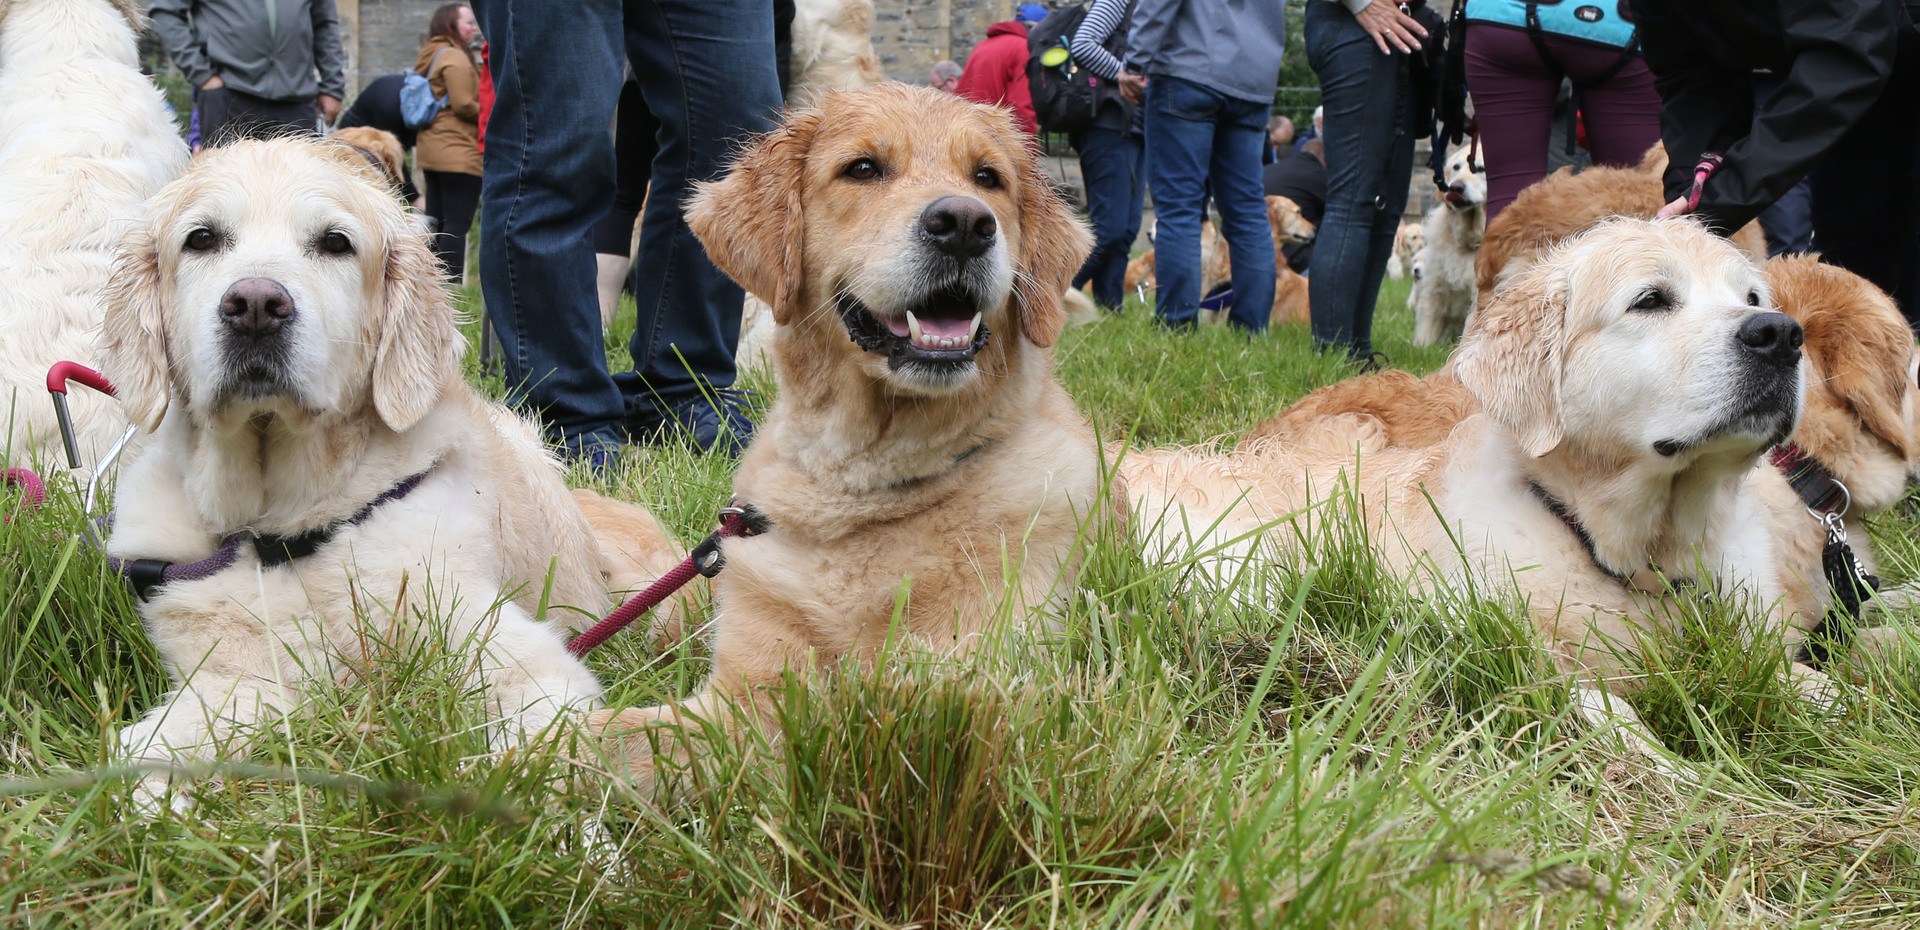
top-left (871, 0), bottom-right (1006, 84)
top-left (334, 0), bottom-right (442, 101)
top-left (335, 0), bottom-right (1014, 99)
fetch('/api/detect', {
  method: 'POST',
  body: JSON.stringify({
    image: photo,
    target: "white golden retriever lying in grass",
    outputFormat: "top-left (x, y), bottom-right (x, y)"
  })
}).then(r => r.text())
top-left (1125, 218), bottom-right (1829, 760)
top-left (100, 139), bottom-right (675, 810)
top-left (0, 0), bottom-right (187, 464)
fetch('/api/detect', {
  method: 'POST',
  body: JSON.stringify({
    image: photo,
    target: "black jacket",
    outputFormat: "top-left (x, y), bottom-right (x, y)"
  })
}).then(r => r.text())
top-left (1263, 149), bottom-right (1326, 273)
top-left (337, 74), bottom-right (418, 150)
top-left (1631, 0), bottom-right (1915, 235)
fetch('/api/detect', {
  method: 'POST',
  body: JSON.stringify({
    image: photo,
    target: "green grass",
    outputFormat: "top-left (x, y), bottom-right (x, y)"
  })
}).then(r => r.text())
top-left (5, 279), bottom-right (1920, 928)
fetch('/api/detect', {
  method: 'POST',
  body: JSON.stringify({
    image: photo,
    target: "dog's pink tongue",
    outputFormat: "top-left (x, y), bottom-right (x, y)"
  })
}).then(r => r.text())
top-left (883, 315), bottom-right (912, 337)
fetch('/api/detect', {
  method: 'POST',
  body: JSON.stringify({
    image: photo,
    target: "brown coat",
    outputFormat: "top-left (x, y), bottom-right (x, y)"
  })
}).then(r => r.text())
top-left (414, 36), bottom-right (480, 176)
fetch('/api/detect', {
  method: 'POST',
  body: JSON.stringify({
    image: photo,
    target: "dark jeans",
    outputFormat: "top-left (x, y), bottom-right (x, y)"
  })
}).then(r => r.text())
top-left (592, 75), bottom-right (661, 257)
top-left (1071, 127), bottom-right (1145, 310)
top-left (1808, 52), bottom-right (1920, 330)
top-left (1144, 76), bottom-right (1275, 331)
top-left (423, 170), bottom-right (481, 284)
top-left (1759, 180), bottom-right (1813, 257)
top-left (1464, 23), bottom-right (1661, 221)
top-left (198, 86), bottom-right (318, 146)
top-left (1306, 0), bottom-right (1417, 357)
top-left (471, 0), bottom-right (781, 454)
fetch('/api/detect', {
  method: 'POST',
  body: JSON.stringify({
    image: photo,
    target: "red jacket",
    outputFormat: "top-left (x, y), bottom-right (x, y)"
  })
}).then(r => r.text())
top-left (955, 21), bottom-right (1035, 135)
top-left (477, 40), bottom-right (494, 154)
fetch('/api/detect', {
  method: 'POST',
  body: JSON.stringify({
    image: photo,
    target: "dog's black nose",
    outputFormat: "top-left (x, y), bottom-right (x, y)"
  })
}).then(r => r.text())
top-left (219, 277), bottom-right (295, 336)
top-left (920, 196), bottom-right (997, 260)
top-left (1735, 311), bottom-right (1803, 363)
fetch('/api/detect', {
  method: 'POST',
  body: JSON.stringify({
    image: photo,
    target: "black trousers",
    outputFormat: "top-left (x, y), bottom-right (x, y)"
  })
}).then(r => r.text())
top-left (423, 169), bottom-right (483, 285)
top-left (199, 86), bottom-right (318, 146)
top-left (1809, 44), bottom-right (1920, 332)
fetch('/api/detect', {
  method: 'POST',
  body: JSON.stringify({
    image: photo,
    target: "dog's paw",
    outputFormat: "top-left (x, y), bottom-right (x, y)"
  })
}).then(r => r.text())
top-left (1788, 662), bottom-right (1840, 712)
top-left (1869, 582), bottom-right (1920, 615)
top-left (1571, 686), bottom-right (1694, 784)
top-left (573, 706), bottom-right (677, 797)
top-left (127, 771), bottom-right (195, 818)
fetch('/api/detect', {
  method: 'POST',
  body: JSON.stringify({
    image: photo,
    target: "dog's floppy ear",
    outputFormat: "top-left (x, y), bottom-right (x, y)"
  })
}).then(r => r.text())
top-left (1453, 261), bottom-right (1568, 457)
top-left (1770, 258), bottom-right (1916, 463)
top-left (371, 221), bottom-right (463, 432)
top-left (1010, 150), bottom-right (1093, 348)
top-left (1812, 324), bottom-right (1917, 464)
top-left (100, 228), bottom-right (172, 433)
top-left (686, 109), bottom-right (820, 325)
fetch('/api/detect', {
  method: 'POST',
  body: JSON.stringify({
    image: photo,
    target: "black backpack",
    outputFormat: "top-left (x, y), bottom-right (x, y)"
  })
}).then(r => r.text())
top-left (1025, 2), bottom-right (1128, 134)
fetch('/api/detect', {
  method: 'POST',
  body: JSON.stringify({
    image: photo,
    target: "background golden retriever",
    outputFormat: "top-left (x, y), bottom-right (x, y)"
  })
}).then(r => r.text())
top-left (0, 0), bottom-right (187, 465)
top-left (1475, 143), bottom-right (1769, 299)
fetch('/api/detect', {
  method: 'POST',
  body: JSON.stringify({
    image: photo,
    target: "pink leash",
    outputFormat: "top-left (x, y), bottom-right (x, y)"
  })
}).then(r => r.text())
top-left (1684, 152), bottom-right (1724, 214)
top-left (3, 468), bottom-right (46, 521)
top-left (565, 504), bottom-right (764, 657)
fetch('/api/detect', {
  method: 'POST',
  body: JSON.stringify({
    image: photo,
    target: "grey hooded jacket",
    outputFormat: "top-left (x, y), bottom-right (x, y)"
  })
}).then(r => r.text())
top-left (1124, 0), bottom-right (1287, 104)
top-left (150, 0), bottom-right (348, 102)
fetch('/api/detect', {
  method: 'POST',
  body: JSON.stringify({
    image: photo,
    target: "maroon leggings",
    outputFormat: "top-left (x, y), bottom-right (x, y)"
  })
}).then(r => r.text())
top-left (1464, 23), bottom-right (1662, 221)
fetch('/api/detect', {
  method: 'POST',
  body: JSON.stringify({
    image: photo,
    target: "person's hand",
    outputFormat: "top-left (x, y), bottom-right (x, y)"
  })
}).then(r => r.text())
top-left (1354, 0), bottom-right (1428, 55)
top-left (1118, 71), bottom-right (1147, 105)
top-left (1655, 195), bottom-right (1689, 218)
top-left (200, 74), bottom-right (224, 91)
top-left (317, 94), bottom-right (341, 125)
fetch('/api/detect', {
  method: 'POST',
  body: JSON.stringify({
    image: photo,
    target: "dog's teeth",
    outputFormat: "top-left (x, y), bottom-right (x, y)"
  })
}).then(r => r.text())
top-left (906, 311), bottom-right (924, 346)
top-left (967, 313), bottom-right (982, 342)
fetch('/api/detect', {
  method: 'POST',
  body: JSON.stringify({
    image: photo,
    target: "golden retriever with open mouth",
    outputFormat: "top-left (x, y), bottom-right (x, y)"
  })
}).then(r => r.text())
top-left (100, 139), bottom-right (676, 809)
top-left (578, 84), bottom-right (1103, 789)
top-left (1125, 218), bottom-right (1827, 756)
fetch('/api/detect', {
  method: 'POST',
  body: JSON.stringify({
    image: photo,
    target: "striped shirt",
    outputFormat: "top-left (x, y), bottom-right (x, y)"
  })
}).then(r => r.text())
top-left (1069, 0), bottom-right (1130, 81)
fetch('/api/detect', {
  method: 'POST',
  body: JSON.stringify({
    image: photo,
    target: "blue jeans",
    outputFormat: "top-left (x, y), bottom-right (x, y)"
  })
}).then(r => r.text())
top-left (472, 0), bottom-right (780, 454)
top-left (1144, 76), bottom-right (1275, 331)
top-left (1072, 126), bottom-right (1145, 309)
top-left (1306, 0), bottom-right (1417, 357)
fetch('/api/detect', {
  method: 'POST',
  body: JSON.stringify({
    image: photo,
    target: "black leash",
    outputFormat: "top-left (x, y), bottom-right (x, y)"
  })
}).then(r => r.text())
top-left (1769, 444), bottom-right (1879, 666)
top-left (112, 466), bottom-right (437, 601)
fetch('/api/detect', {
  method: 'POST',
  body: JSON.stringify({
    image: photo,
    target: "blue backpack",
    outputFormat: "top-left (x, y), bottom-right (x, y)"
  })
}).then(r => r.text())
top-left (398, 48), bottom-right (450, 130)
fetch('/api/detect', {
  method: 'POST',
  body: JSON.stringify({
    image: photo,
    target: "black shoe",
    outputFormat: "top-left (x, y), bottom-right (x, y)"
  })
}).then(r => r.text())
top-left (1350, 351), bottom-right (1390, 373)
top-left (632, 389), bottom-right (758, 456)
top-left (563, 441), bottom-right (624, 478)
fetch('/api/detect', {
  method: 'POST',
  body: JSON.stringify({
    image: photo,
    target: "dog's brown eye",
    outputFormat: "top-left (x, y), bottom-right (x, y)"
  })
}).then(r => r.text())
top-left (318, 231), bottom-right (354, 256)
top-left (184, 227), bottom-right (217, 252)
top-left (973, 167), bottom-right (1001, 189)
top-left (1747, 291), bottom-right (1761, 307)
top-left (842, 158), bottom-right (881, 181)
top-left (1631, 289), bottom-right (1670, 312)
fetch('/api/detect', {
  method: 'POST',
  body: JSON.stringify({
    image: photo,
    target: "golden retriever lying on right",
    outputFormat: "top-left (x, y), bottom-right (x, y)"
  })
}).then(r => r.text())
top-left (1248, 255), bottom-right (1920, 652)
top-left (1126, 219), bottom-right (1828, 755)
top-left (580, 85), bottom-right (1104, 790)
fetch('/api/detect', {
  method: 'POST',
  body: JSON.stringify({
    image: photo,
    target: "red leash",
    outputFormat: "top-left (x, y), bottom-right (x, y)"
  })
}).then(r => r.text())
top-left (565, 503), bottom-right (765, 657)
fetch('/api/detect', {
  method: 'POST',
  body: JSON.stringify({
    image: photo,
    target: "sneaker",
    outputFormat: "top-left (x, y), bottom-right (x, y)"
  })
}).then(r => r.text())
top-left (633, 389), bottom-right (758, 456)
